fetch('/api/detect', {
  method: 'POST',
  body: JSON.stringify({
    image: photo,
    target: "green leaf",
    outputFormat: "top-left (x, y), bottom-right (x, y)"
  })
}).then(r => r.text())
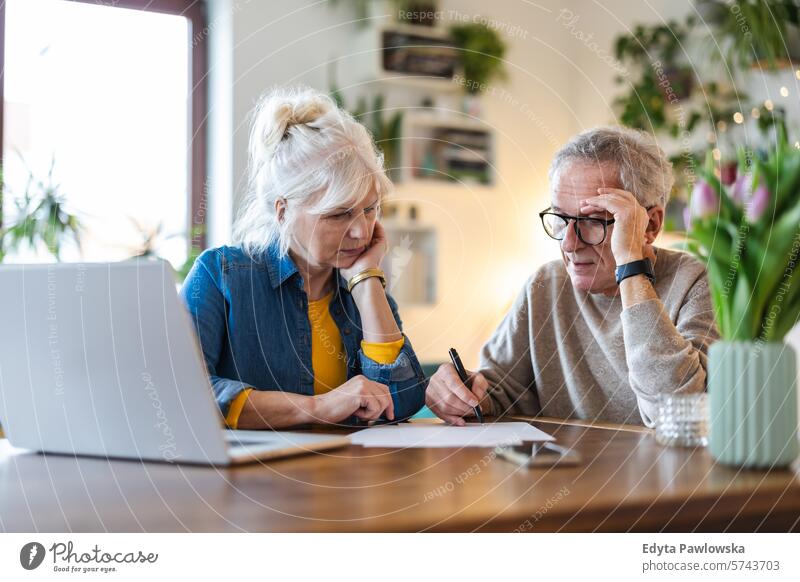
top-left (750, 208), bottom-right (800, 323)
top-left (730, 270), bottom-right (755, 339)
top-left (371, 94), bottom-right (385, 140)
top-left (705, 258), bottom-right (731, 338)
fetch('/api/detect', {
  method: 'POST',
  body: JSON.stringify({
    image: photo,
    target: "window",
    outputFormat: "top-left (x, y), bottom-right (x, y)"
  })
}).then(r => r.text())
top-left (1, 0), bottom-right (207, 267)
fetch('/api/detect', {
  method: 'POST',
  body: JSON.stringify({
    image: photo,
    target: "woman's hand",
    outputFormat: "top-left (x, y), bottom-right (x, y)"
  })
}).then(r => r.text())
top-left (313, 375), bottom-right (394, 423)
top-left (339, 221), bottom-right (388, 281)
top-left (425, 363), bottom-right (490, 426)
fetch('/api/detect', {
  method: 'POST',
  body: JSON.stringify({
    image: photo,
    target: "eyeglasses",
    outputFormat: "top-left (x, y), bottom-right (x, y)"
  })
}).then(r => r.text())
top-left (539, 209), bottom-right (615, 246)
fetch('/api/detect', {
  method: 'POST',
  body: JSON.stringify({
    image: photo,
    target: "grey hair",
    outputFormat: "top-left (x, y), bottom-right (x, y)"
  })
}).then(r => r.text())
top-left (233, 86), bottom-right (393, 258)
top-left (548, 126), bottom-right (674, 207)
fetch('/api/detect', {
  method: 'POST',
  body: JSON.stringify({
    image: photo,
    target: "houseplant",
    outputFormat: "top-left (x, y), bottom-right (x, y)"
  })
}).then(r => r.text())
top-left (121, 217), bottom-right (203, 283)
top-left (711, 0), bottom-right (800, 69)
top-left (613, 19), bottom-right (696, 134)
top-left (353, 93), bottom-right (403, 180)
top-left (0, 158), bottom-right (82, 262)
top-left (329, 0), bottom-right (439, 27)
top-left (449, 21), bottom-right (507, 116)
top-left (612, 19), bottom-right (742, 229)
top-left (684, 133), bottom-right (800, 468)
top-left (331, 85), bottom-right (404, 180)
top-left (449, 21), bottom-right (507, 94)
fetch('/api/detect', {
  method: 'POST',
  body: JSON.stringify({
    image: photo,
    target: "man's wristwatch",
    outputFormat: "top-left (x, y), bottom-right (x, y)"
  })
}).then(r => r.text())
top-left (615, 258), bottom-right (655, 285)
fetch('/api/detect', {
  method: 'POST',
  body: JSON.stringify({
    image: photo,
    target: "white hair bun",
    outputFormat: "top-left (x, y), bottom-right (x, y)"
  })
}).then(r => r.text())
top-left (252, 87), bottom-right (334, 161)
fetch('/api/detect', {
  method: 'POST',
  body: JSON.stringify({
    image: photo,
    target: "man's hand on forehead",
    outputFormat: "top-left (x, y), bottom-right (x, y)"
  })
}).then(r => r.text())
top-left (553, 184), bottom-right (617, 214)
top-left (579, 188), bottom-right (652, 265)
top-left (552, 200), bottom-right (614, 219)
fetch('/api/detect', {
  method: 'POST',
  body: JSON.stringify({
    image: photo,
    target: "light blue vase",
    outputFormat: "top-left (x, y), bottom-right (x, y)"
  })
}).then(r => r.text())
top-left (708, 341), bottom-right (799, 468)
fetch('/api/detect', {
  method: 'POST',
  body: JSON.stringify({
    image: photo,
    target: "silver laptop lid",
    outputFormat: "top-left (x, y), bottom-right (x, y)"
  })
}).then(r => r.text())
top-left (0, 260), bottom-right (229, 464)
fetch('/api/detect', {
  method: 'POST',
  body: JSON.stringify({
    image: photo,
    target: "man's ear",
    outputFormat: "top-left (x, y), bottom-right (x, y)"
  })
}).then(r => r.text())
top-left (644, 205), bottom-right (665, 244)
top-left (275, 198), bottom-right (287, 223)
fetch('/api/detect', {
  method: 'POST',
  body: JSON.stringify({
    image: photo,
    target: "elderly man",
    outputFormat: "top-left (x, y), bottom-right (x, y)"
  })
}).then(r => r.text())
top-left (426, 126), bottom-right (719, 427)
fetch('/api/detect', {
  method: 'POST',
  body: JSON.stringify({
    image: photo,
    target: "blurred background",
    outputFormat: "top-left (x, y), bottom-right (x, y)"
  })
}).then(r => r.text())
top-left (2, 0), bottom-right (800, 369)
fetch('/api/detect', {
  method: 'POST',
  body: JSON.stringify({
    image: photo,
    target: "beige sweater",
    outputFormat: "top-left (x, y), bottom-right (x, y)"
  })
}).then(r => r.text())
top-left (480, 247), bottom-right (720, 427)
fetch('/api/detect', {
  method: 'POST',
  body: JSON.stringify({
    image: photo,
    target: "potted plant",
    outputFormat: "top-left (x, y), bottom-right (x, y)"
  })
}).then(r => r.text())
top-left (614, 20), bottom-right (695, 101)
top-left (0, 158), bottom-right (82, 262)
top-left (711, 0), bottom-right (800, 69)
top-left (329, 0), bottom-right (439, 28)
top-left (684, 133), bottom-right (800, 468)
top-left (449, 22), bottom-right (507, 116)
top-left (353, 94), bottom-right (403, 180)
top-left (397, 0), bottom-right (438, 26)
top-left (122, 217), bottom-right (203, 283)
top-left (331, 84), bottom-right (404, 180)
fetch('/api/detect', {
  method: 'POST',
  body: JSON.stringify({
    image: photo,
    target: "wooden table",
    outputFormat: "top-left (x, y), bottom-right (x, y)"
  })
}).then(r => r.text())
top-left (1, 417), bottom-right (798, 532)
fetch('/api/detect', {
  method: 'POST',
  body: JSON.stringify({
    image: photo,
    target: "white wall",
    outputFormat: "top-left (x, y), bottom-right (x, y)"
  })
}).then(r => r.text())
top-left (207, 0), bottom-right (800, 365)
top-left (206, 0), bottom-right (234, 248)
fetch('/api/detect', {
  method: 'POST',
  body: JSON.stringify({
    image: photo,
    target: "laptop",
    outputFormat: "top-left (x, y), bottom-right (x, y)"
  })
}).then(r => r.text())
top-left (0, 259), bottom-right (350, 465)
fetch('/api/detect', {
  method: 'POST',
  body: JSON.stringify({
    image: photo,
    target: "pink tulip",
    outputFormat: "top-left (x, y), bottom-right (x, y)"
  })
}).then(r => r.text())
top-left (720, 162), bottom-right (737, 185)
top-left (683, 206), bottom-right (691, 230)
top-left (746, 184), bottom-right (771, 222)
top-left (689, 180), bottom-right (719, 223)
top-left (729, 173), bottom-right (753, 205)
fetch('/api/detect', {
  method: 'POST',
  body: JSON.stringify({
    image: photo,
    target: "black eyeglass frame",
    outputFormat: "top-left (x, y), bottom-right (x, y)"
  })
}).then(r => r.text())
top-left (538, 208), bottom-right (616, 246)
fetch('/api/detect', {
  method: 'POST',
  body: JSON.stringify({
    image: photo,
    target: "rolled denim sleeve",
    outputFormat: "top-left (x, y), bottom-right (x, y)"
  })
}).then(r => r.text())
top-left (179, 250), bottom-right (249, 418)
top-left (357, 293), bottom-right (427, 420)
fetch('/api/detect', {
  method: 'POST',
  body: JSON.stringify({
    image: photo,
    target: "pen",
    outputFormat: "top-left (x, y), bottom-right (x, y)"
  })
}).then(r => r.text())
top-left (448, 347), bottom-right (484, 424)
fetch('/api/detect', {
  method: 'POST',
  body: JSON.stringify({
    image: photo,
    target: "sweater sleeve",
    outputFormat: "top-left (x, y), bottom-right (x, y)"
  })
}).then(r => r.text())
top-left (478, 278), bottom-right (541, 418)
top-left (620, 274), bottom-right (720, 427)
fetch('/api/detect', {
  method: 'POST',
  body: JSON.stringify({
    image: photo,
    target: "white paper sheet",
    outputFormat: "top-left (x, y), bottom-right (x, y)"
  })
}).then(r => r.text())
top-left (350, 422), bottom-right (554, 448)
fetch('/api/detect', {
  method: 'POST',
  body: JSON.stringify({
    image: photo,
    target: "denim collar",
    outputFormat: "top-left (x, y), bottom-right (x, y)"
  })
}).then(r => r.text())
top-left (264, 242), bottom-right (348, 292)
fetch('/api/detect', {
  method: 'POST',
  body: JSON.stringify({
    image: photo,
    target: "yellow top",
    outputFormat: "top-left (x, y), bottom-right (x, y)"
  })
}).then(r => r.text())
top-left (307, 291), bottom-right (347, 395)
top-left (225, 291), bottom-right (404, 428)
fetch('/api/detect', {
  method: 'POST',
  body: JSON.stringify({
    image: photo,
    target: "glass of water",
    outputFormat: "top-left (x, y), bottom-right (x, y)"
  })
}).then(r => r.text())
top-left (655, 392), bottom-right (709, 448)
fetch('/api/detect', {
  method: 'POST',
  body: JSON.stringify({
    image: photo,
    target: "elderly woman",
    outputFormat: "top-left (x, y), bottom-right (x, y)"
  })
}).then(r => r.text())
top-left (426, 126), bottom-right (719, 427)
top-left (181, 87), bottom-right (426, 429)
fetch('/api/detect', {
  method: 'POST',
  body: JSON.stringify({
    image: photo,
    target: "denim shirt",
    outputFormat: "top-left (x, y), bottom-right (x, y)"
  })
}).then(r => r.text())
top-left (179, 243), bottom-right (427, 422)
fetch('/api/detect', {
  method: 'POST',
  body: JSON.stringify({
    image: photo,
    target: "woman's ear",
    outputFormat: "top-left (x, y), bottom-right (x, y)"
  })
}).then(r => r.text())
top-left (275, 198), bottom-right (287, 223)
top-left (645, 205), bottom-right (665, 244)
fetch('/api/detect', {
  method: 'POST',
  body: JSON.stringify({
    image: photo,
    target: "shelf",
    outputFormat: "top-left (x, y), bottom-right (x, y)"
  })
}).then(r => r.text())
top-left (339, 21), bottom-right (461, 92)
top-left (374, 72), bottom-right (461, 92)
top-left (750, 58), bottom-right (799, 71)
top-left (337, 15), bottom-right (496, 188)
top-left (381, 222), bottom-right (437, 305)
top-left (402, 175), bottom-right (494, 188)
top-left (381, 218), bottom-right (436, 232)
top-left (381, 21), bottom-right (451, 39)
top-left (399, 114), bottom-right (495, 186)
top-left (402, 109), bottom-right (487, 131)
